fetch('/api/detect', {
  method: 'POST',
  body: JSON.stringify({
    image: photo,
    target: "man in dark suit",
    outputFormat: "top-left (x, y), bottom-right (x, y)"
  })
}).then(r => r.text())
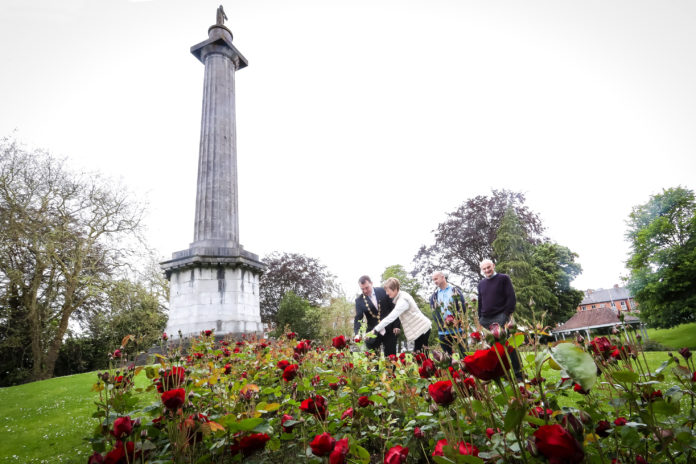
top-left (354, 275), bottom-right (400, 356)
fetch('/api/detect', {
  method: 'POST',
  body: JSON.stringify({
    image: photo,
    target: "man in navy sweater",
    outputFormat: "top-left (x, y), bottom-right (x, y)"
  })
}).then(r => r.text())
top-left (477, 259), bottom-right (523, 381)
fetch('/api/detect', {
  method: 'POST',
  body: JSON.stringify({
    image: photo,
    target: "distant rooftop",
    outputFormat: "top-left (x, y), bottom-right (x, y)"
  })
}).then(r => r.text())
top-left (580, 286), bottom-right (632, 305)
top-left (553, 307), bottom-right (640, 333)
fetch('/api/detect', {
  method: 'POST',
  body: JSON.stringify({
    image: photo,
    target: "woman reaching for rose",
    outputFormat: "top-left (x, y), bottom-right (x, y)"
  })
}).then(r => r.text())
top-left (371, 277), bottom-right (432, 352)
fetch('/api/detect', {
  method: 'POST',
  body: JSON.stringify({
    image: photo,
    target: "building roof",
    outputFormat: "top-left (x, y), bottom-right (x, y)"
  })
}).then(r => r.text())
top-left (553, 307), bottom-right (641, 333)
top-left (580, 286), bottom-right (632, 305)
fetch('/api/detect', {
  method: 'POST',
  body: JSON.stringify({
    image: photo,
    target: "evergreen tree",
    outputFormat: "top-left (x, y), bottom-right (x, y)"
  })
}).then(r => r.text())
top-left (493, 208), bottom-right (556, 323)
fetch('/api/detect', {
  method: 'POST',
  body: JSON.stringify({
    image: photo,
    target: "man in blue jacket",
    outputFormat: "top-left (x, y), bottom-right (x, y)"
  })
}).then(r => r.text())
top-left (429, 271), bottom-right (468, 357)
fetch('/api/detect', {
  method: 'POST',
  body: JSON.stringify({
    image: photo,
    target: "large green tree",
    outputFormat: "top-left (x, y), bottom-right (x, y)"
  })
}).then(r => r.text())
top-left (413, 190), bottom-right (544, 289)
top-left (259, 252), bottom-right (336, 324)
top-left (0, 138), bottom-right (144, 382)
top-left (626, 187), bottom-right (696, 328)
top-left (493, 208), bottom-right (583, 325)
top-left (273, 291), bottom-right (320, 340)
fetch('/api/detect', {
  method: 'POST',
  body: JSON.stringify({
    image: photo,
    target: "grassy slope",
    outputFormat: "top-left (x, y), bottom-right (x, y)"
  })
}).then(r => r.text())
top-left (646, 322), bottom-right (696, 350)
top-left (0, 351), bottom-right (680, 463)
top-left (0, 369), bottom-right (150, 464)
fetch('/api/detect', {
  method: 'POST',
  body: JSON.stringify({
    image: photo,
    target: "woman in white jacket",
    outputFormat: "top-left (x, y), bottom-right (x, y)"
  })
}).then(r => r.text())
top-left (371, 277), bottom-right (432, 352)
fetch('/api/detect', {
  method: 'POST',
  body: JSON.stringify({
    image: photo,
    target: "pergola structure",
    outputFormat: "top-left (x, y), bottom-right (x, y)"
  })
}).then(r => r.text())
top-left (551, 307), bottom-right (648, 341)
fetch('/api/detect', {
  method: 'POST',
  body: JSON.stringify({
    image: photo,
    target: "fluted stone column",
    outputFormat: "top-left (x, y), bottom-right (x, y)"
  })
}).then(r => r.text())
top-left (161, 22), bottom-right (265, 338)
top-left (192, 25), bottom-right (242, 249)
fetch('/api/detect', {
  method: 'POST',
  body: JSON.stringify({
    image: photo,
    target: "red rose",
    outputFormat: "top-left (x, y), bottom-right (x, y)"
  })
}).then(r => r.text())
top-left (329, 438), bottom-right (349, 464)
top-left (295, 341), bottom-right (310, 355)
top-left (358, 395), bottom-right (374, 407)
top-left (310, 432), bottom-right (336, 456)
top-left (282, 364), bottom-right (299, 382)
top-left (161, 388), bottom-right (186, 410)
top-left (470, 331), bottom-right (481, 341)
top-left (332, 335), bottom-right (347, 349)
top-left (636, 455), bottom-right (648, 464)
top-left (595, 420), bottom-right (611, 437)
top-left (111, 416), bottom-right (134, 439)
top-left (428, 380), bottom-right (455, 406)
top-left (533, 424), bottom-right (584, 464)
top-left (341, 407), bottom-right (354, 420)
top-left (486, 427), bottom-right (499, 439)
top-left (286, 332), bottom-right (297, 339)
top-left (88, 451), bottom-right (104, 464)
top-left (277, 360), bottom-right (290, 371)
top-left (300, 395), bottom-right (328, 420)
top-left (161, 332), bottom-right (168, 341)
top-left (329, 382), bottom-right (339, 391)
top-left (419, 359), bottom-right (436, 378)
top-left (104, 440), bottom-right (136, 464)
top-left (342, 362), bottom-right (354, 372)
top-left (414, 427), bottom-right (424, 438)
top-left (193, 352), bottom-right (204, 359)
top-left (464, 343), bottom-right (511, 381)
top-left (384, 445), bottom-right (409, 464)
top-left (692, 371), bottom-right (696, 382)
top-left (414, 353), bottom-right (427, 364)
top-left (112, 349), bottom-right (122, 359)
top-left (238, 433), bottom-right (270, 456)
top-left (224, 363), bottom-right (232, 374)
top-left (573, 383), bottom-right (589, 395)
top-left (589, 337), bottom-right (613, 357)
top-left (458, 442), bottom-right (479, 456)
top-left (614, 417), bottom-right (627, 426)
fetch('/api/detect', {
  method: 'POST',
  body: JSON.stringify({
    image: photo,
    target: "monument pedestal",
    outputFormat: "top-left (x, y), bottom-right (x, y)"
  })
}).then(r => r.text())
top-left (162, 246), bottom-right (264, 337)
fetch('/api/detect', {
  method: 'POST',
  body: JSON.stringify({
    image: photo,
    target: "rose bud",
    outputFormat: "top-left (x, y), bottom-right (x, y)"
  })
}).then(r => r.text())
top-left (614, 417), bottom-right (627, 426)
top-left (414, 427), bottom-right (424, 438)
top-left (679, 347), bottom-right (692, 360)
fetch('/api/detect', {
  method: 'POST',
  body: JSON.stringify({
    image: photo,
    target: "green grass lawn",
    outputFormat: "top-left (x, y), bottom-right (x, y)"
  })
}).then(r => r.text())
top-left (0, 351), bottom-right (684, 463)
top-left (646, 322), bottom-right (696, 350)
top-left (0, 369), bottom-right (150, 464)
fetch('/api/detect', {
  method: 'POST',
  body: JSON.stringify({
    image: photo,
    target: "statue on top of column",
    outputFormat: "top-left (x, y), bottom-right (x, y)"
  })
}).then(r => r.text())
top-left (216, 5), bottom-right (228, 26)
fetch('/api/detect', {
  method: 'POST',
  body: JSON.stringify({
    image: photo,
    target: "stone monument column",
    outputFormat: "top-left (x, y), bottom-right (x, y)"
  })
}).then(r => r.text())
top-left (161, 12), bottom-right (265, 337)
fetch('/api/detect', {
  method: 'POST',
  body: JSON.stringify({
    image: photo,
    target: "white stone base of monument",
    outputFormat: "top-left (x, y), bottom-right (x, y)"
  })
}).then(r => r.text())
top-left (165, 265), bottom-right (263, 338)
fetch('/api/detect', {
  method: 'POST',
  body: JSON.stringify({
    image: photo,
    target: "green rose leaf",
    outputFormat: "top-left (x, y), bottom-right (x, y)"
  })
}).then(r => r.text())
top-left (549, 343), bottom-right (597, 391)
top-left (506, 332), bottom-right (525, 349)
top-left (504, 399), bottom-right (526, 432)
top-left (350, 443), bottom-right (371, 464)
top-left (612, 370), bottom-right (639, 384)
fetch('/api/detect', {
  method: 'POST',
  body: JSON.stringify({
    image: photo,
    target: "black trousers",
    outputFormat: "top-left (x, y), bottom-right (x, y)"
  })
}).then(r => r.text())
top-left (413, 330), bottom-right (431, 352)
top-left (370, 329), bottom-right (397, 357)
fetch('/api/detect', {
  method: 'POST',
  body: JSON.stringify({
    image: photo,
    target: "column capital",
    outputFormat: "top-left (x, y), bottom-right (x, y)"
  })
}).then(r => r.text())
top-left (190, 25), bottom-right (248, 69)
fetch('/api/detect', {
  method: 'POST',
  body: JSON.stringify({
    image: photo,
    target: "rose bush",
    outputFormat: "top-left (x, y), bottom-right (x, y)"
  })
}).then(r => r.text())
top-left (86, 325), bottom-right (696, 463)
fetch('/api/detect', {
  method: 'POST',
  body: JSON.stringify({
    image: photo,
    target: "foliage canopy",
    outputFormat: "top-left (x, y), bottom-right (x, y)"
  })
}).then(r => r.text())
top-left (626, 186), bottom-right (696, 328)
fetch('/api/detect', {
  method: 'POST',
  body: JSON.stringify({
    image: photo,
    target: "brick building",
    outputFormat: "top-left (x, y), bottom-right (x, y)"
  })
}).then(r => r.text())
top-left (576, 285), bottom-right (638, 313)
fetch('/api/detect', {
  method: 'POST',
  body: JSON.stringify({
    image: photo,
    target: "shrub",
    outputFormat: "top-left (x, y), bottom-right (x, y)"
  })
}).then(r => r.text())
top-left (86, 324), bottom-right (696, 463)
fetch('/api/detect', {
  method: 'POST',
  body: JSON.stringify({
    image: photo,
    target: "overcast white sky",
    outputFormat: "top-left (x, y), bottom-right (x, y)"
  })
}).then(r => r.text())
top-left (1, 0), bottom-right (695, 299)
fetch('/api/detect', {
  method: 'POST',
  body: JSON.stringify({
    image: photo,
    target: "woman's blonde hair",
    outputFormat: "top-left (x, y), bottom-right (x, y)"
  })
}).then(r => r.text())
top-left (383, 277), bottom-right (400, 292)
